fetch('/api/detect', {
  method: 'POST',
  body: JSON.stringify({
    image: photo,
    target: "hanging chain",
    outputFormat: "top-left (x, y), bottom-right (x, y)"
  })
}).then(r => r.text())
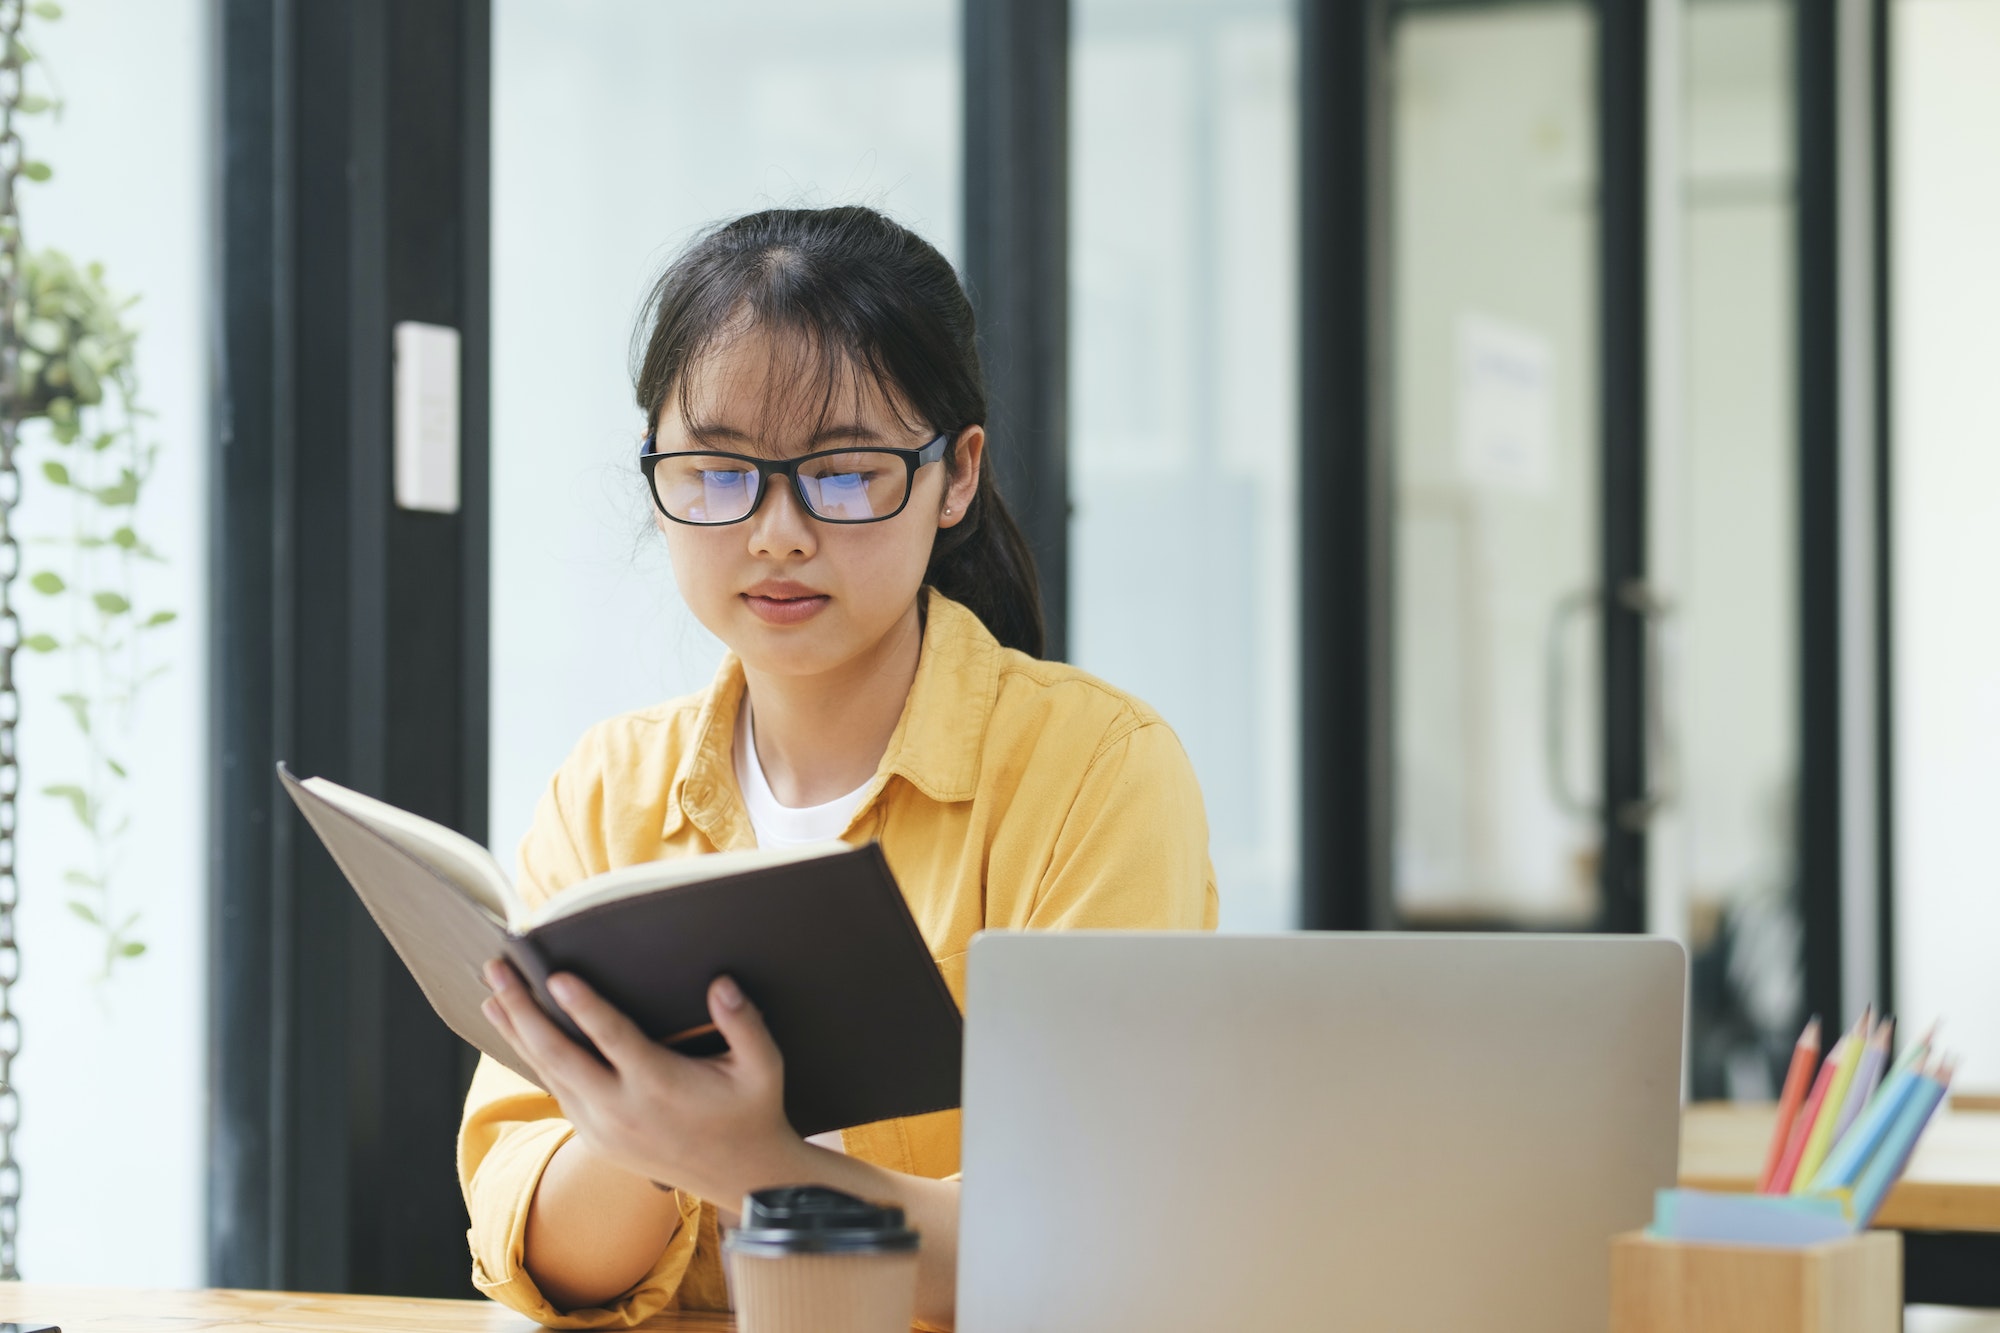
top-left (0, 0), bottom-right (30, 1282)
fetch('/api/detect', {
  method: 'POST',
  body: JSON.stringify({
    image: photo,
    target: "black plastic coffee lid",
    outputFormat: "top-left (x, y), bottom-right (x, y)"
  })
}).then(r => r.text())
top-left (723, 1186), bottom-right (920, 1255)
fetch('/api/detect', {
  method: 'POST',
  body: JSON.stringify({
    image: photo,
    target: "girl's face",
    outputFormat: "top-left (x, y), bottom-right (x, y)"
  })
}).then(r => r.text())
top-left (653, 327), bottom-right (984, 681)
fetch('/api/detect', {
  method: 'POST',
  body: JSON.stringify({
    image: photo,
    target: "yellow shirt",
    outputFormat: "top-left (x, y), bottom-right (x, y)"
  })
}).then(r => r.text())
top-left (457, 589), bottom-right (1219, 1325)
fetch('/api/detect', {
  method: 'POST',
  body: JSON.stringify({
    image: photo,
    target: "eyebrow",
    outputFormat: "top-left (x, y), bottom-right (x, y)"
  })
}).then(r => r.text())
top-left (685, 421), bottom-right (887, 449)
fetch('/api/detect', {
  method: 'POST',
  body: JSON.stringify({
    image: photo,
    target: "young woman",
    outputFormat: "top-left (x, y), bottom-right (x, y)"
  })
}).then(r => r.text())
top-left (461, 206), bottom-right (1217, 1332)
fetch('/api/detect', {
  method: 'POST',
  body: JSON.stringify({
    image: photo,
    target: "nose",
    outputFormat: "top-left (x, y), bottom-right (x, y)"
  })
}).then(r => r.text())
top-left (745, 473), bottom-right (817, 560)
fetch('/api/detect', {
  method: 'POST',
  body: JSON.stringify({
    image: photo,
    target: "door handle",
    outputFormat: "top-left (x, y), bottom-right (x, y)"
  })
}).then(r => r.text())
top-left (1616, 579), bottom-right (1679, 831)
top-left (1544, 582), bottom-right (1680, 829)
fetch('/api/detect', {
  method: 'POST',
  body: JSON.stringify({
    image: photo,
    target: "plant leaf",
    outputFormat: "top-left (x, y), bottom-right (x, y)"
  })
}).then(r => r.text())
top-left (119, 940), bottom-right (147, 958)
top-left (142, 610), bottom-right (177, 628)
top-left (29, 570), bottom-right (64, 594)
top-left (43, 781), bottom-right (92, 826)
top-left (67, 900), bottom-right (98, 925)
top-left (41, 459), bottom-right (69, 486)
top-left (94, 469), bottom-right (139, 506)
top-left (21, 633), bottom-right (57, 652)
top-left (62, 869), bottom-right (100, 888)
top-left (20, 161), bottom-right (51, 183)
top-left (53, 693), bottom-right (91, 737)
top-left (92, 590), bottom-right (131, 615)
top-left (106, 757), bottom-right (127, 777)
top-left (30, 2), bottom-right (63, 19)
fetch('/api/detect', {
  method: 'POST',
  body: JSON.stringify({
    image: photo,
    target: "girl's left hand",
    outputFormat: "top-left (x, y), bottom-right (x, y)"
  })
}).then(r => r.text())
top-left (480, 960), bottom-right (808, 1205)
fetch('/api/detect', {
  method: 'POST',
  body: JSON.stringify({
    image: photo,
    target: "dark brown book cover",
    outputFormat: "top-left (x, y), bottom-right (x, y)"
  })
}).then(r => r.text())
top-left (278, 763), bottom-right (962, 1138)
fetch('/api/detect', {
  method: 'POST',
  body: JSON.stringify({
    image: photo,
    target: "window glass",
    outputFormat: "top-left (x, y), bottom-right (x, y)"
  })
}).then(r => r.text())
top-left (490, 0), bottom-right (961, 872)
top-left (1389, 2), bottom-right (1602, 926)
top-left (1070, 0), bottom-right (1301, 931)
top-left (12, 0), bottom-right (209, 1282)
top-left (1666, 0), bottom-right (1804, 1099)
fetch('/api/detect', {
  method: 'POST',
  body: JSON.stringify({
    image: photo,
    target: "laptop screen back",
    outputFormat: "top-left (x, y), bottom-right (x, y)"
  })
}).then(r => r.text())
top-left (957, 932), bottom-right (1685, 1333)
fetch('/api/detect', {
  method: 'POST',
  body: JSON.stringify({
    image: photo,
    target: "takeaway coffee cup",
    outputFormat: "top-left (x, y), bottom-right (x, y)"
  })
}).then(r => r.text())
top-left (724, 1185), bottom-right (921, 1333)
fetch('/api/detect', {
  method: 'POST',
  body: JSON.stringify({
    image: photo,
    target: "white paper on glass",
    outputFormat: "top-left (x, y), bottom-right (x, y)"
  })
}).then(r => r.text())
top-left (1455, 311), bottom-right (1555, 497)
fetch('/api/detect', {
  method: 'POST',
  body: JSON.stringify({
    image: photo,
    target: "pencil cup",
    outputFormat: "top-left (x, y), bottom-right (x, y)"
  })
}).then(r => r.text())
top-left (723, 1185), bottom-right (920, 1333)
top-left (1609, 1230), bottom-right (1901, 1333)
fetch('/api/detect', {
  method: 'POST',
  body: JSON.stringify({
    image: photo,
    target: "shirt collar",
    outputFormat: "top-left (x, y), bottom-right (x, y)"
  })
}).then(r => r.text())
top-left (667, 589), bottom-right (1002, 845)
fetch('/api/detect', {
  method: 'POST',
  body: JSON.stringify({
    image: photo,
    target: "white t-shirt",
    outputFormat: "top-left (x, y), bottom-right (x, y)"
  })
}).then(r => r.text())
top-left (732, 698), bottom-right (871, 847)
top-left (732, 696), bottom-right (867, 1156)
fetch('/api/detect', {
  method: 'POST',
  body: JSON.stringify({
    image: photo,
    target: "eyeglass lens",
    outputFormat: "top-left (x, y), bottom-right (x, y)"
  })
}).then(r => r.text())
top-left (652, 451), bottom-right (910, 524)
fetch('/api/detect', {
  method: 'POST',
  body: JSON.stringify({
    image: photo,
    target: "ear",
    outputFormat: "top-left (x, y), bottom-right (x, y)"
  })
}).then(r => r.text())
top-left (939, 426), bottom-right (984, 530)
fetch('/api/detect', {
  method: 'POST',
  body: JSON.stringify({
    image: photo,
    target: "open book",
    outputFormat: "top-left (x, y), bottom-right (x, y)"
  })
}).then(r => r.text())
top-left (277, 763), bottom-right (963, 1137)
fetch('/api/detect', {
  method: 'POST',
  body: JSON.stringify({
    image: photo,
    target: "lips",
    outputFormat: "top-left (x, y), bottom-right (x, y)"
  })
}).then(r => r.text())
top-left (741, 581), bottom-right (830, 626)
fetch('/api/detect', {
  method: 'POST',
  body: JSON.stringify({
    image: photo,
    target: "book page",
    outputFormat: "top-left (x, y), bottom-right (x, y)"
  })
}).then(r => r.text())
top-left (520, 840), bottom-right (851, 933)
top-left (299, 775), bottom-right (519, 924)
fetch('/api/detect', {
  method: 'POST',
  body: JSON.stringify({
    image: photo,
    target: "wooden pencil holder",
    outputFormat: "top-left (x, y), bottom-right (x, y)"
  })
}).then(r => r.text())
top-left (1609, 1229), bottom-right (1902, 1333)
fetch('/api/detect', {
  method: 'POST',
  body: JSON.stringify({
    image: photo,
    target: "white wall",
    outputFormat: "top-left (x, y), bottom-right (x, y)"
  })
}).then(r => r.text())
top-left (489, 0), bottom-right (960, 874)
top-left (1892, 0), bottom-right (2000, 1088)
top-left (9, 0), bottom-right (208, 1283)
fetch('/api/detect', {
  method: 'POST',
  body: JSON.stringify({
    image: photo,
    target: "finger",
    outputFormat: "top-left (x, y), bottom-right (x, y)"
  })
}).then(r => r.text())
top-left (549, 972), bottom-right (685, 1074)
top-left (709, 975), bottom-right (782, 1077)
top-left (480, 994), bottom-right (558, 1089)
top-left (485, 961), bottom-right (617, 1097)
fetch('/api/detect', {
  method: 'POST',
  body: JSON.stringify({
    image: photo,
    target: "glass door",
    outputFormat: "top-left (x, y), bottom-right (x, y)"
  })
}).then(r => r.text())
top-left (1389, 0), bottom-right (1604, 929)
top-left (1384, 0), bottom-right (1806, 1096)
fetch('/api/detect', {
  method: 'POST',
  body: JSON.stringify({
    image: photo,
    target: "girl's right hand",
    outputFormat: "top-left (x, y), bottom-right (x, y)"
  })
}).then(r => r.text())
top-left (480, 960), bottom-right (812, 1207)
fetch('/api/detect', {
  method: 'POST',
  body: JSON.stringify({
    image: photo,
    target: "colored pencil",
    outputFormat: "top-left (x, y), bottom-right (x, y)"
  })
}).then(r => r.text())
top-left (1809, 1059), bottom-right (1923, 1194)
top-left (1759, 1016), bottom-right (1824, 1193)
top-left (1867, 1019), bottom-right (1937, 1118)
top-left (1791, 1011), bottom-right (1871, 1194)
top-left (1769, 1035), bottom-right (1848, 1194)
top-left (1829, 1018), bottom-right (1893, 1149)
top-left (1853, 1057), bottom-right (1954, 1228)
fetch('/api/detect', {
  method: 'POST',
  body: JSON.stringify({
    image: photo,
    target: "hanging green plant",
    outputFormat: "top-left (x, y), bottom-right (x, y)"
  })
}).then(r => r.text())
top-left (1, 2), bottom-right (176, 980)
top-left (15, 250), bottom-right (174, 978)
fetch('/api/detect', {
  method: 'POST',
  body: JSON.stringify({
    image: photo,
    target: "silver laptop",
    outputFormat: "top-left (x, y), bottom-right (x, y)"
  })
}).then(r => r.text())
top-left (957, 932), bottom-right (1685, 1333)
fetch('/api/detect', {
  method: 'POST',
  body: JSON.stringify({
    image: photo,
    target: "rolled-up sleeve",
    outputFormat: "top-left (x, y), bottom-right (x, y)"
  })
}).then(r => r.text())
top-left (457, 1056), bottom-right (705, 1326)
top-left (456, 758), bottom-right (708, 1324)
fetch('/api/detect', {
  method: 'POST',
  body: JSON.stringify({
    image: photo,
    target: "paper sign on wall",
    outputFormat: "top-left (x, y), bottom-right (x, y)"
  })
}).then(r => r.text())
top-left (1456, 312), bottom-right (1555, 496)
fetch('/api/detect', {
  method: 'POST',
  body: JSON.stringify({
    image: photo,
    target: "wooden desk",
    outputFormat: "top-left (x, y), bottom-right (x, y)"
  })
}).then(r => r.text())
top-left (0, 1286), bottom-right (734, 1333)
top-left (1682, 1101), bottom-right (2000, 1307)
top-left (1681, 1101), bottom-right (2000, 1231)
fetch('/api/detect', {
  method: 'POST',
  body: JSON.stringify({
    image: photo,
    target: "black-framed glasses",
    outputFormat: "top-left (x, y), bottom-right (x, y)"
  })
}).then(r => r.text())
top-left (639, 432), bottom-right (955, 526)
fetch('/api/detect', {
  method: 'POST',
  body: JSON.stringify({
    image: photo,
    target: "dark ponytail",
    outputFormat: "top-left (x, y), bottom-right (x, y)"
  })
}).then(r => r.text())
top-left (632, 206), bottom-right (1046, 658)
